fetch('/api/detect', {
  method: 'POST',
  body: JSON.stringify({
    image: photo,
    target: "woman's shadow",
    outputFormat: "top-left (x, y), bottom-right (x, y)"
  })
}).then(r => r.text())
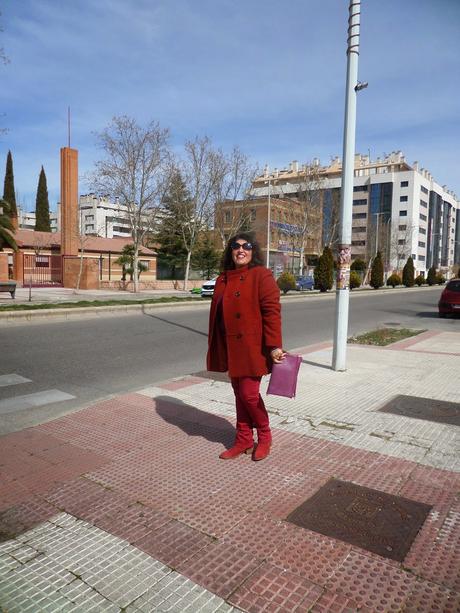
top-left (154, 395), bottom-right (235, 448)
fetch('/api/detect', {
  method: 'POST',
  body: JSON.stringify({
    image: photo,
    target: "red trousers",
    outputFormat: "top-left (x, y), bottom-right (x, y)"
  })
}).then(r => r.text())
top-left (230, 376), bottom-right (271, 446)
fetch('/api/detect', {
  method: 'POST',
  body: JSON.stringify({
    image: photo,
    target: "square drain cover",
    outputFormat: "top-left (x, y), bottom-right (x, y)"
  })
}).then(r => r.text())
top-left (286, 478), bottom-right (431, 562)
top-left (378, 394), bottom-right (460, 426)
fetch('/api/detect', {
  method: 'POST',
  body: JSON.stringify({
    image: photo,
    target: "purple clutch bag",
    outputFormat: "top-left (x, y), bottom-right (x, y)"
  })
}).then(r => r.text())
top-left (267, 353), bottom-right (302, 398)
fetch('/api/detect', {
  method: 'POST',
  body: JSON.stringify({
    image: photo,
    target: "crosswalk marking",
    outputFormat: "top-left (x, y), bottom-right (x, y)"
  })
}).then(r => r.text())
top-left (0, 390), bottom-right (76, 414)
top-left (0, 374), bottom-right (32, 387)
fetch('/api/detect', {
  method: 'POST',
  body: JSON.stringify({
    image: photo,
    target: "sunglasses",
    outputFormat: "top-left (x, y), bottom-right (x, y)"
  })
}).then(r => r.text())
top-left (231, 241), bottom-right (253, 251)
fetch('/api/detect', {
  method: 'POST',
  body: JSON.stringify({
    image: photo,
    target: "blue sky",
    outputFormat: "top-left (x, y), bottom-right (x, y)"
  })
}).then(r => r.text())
top-left (1, 0), bottom-right (459, 211)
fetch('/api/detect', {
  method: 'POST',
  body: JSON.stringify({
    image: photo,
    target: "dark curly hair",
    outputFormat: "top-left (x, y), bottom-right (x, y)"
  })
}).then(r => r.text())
top-left (221, 231), bottom-right (265, 271)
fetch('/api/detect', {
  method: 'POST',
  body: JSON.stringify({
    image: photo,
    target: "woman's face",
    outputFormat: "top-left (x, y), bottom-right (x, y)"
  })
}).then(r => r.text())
top-left (231, 239), bottom-right (253, 268)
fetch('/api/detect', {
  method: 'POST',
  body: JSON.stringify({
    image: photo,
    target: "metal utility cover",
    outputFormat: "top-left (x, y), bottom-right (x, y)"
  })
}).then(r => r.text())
top-left (286, 479), bottom-right (431, 562)
top-left (378, 394), bottom-right (460, 426)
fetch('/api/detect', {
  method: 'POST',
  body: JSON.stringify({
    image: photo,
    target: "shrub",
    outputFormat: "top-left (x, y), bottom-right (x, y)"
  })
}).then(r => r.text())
top-left (427, 266), bottom-right (437, 286)
top-left (277, 271), bottom-right (296, 294)
top-left (349, 270), bottom-right (361, 290)
top-left (370, 252), bottom-right (384, 289)
top-left (436, 273), bottom-right (446, 285)
top-left (386, 273), bottom-right (401, 288)
top-left (350, 258), bottom-right (366, 272)
top-left (402, 256), bottom-right (415, 287)
top-left (314, 246), bottom-right (334, 292)
top-left (414, 274), bottom-right (425, 286)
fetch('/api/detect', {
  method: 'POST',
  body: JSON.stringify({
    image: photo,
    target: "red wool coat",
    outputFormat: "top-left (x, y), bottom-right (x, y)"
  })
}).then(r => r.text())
top-left (207, 265), bottom-right (283, 378)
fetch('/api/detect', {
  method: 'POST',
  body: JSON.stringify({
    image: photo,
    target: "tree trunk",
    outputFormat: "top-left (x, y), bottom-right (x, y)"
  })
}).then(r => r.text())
top-left (183, 250), bottom-right (192, 291)
top-left (133, 247), bottom-right (139, 293)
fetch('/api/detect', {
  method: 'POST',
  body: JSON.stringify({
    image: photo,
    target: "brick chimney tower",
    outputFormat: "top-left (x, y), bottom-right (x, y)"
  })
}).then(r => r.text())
top-left (60, 147), bottom-right (79, 257)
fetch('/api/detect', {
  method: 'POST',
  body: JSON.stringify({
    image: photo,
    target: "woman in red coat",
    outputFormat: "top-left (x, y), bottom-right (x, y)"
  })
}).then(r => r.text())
top-left (207, 232), bottom-right (284, 461)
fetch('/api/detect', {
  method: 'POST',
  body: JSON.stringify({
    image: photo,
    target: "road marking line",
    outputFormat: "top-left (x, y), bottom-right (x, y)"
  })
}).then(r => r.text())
top-left (0, 374), bottom-right (32, 387)
top-left (0, 390), bottom-right (76, 414)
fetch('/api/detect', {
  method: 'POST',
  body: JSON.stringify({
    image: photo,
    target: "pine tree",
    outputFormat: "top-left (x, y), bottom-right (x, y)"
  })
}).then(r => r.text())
top-left (154, 171), bottom-right (191, 279)
top-left (34, 166), bottom-right (51, 232)
top-left (2, 150), bottom-right (17, 219)
top-left (402, 256), bottom-right (415, 287)
top-left (191, 235), bottom-right (221, 279)
top-left (370, 251), bottom-right (384, 289)
top-left (427, 266), bottom-right (437, 286)
top-left (314, 246), bottom-right (334, 292)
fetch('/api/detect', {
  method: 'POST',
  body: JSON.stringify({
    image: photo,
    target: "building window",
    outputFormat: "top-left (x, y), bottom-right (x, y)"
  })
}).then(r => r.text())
top-left (418, 255), bottom-right (425, 261)
top-left (351, 240), bottom-right (366, 246)
top-left (352, 212), bottom-right (367, 219)
top-left (250, 208), bottom-right (256, 221)
top-left (420, 227), bottom-right (426, 235)
top-left (400, 195), bottom-right (408, 202)
top-left (140, 260), bottom-right (150, 270)
top-left (398, 239), bottom-right (405, 245)
top-left (398, 224), bottom-right (407, 231)
top-left (400, 181), bottom-right (409, 187)
top-left (400, 210), bottom-right (407, 217)
top-left (420, 185), bottom-right (428, 194)
top-left (418, 241), bottom-right (426, 248)
top-left (420, 213), bottom-right (427, 221)
top-left (420, 199), bottom-right (428, 208)
top-left (224, 211), bottom-right (231, 223)
top-left (353, 199), bottom-right (367, 206)
top-left (352, 226), bottom-right (366, 232)
top-left (353, 185), bottom-right (368, 192)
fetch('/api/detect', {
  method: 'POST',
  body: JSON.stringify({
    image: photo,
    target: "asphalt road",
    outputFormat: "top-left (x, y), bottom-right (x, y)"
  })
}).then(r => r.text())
top-left (0, 287), bottom-right (457, 433)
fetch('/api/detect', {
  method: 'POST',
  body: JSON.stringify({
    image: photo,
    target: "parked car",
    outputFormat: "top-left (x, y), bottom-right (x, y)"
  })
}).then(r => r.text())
top-left (201, 278), bottom-right (217, 297)
top-left (295, 275), bottom-right (315, 291)
top-left (438, 278), bottom-right (460, 317)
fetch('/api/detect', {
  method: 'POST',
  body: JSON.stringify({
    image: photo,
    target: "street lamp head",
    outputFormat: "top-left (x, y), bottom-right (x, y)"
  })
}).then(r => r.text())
top-left (355, 81), bottom-right (368, 92)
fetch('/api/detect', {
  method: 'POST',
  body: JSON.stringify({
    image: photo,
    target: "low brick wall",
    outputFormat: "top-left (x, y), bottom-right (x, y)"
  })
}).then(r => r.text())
top-left (99, 279), bottom-right (206, 291)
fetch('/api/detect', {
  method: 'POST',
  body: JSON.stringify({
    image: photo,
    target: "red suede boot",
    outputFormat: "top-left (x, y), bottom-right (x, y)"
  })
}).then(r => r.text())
top-left (219, 445), bottom-right (254, 460)
top-left (219, 421), bottom-right (254, 460)
top-left (252, 440), bottom-right (271, 461)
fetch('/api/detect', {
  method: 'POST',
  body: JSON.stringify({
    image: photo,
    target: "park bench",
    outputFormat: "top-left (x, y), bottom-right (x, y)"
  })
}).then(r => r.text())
top-left (0, 281), bottom-right (16, 299)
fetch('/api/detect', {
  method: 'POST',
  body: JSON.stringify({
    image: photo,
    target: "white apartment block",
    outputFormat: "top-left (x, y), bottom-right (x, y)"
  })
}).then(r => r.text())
top-left (79, 194), bottom-right (132, 238)
top-left (252, 151), bottom-right (460, 276)
top-left (17, 206), bottom-right (59, 232)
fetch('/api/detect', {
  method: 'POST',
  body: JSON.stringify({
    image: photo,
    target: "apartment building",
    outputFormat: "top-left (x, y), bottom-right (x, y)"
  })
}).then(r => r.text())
top-left (251, 152), bottom-right (459, 276)
top-left (79, 194), bottom-right (132, 238)
top-left (17, 206), bottom-right (59, 232)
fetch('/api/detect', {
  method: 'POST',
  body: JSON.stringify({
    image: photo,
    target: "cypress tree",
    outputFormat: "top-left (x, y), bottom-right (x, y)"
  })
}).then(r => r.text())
top-left (34, 166), bottom-right (51, 232)
top-left (427, 266), bottom-right (437, 286)
top-left (314, 246), bottom-right (334, 292)
top-left (370, 251), bottom-right (384, 289)
top-left (402, 256), bottom-right (415, 287)
top-left (2, 150), bottom-right (17, 219)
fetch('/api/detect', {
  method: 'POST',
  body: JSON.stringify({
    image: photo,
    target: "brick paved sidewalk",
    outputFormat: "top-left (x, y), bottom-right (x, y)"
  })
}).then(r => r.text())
top-left (0, 331), bottom-right (459, 612)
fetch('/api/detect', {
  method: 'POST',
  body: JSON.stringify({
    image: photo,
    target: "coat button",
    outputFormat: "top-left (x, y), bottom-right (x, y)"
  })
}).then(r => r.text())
top-left (235, 313), bottom-right (241, 319)
top-left (236, 333), bottom-right (242, 339)
top-left (235, 291), bottom-right (240, 297)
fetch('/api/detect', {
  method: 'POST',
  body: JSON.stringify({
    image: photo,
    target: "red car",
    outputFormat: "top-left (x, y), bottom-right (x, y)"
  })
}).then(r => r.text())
top-left (438, 279), bottom-right (460, 317)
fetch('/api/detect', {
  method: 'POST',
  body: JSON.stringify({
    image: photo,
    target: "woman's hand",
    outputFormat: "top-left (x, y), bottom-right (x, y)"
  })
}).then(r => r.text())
top-left (270, 348), bottom-right (286, 364)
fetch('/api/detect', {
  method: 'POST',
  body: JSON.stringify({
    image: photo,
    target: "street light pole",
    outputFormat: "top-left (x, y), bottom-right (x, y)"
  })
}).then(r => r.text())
top-left (266, 175), bottom-right (271, 269)
top-left (332, 0), bottom-right (365, 372)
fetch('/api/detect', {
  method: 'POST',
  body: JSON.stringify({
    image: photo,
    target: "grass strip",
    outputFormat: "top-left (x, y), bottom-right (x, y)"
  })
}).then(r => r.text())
top-left (348, 327), bottom-right (426, 346)
top-left (0, 296), bottom-right (203, 312)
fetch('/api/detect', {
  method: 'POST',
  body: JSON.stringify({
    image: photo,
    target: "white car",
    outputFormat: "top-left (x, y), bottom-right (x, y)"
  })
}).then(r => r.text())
top-left (201, 278), bottom-right (217, 297)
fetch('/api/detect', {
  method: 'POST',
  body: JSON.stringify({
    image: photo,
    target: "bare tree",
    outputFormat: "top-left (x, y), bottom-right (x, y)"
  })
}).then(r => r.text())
top-left (213, 146), bottom-right (258, 248)
top-left (279, 163), bottom-right (324, 274)
top-left (177, 136), bottom-right (222, 290)
top-left (387, 221), bottom-right (415, 273)
top-left (91, 116), bottom-right (169, 292)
